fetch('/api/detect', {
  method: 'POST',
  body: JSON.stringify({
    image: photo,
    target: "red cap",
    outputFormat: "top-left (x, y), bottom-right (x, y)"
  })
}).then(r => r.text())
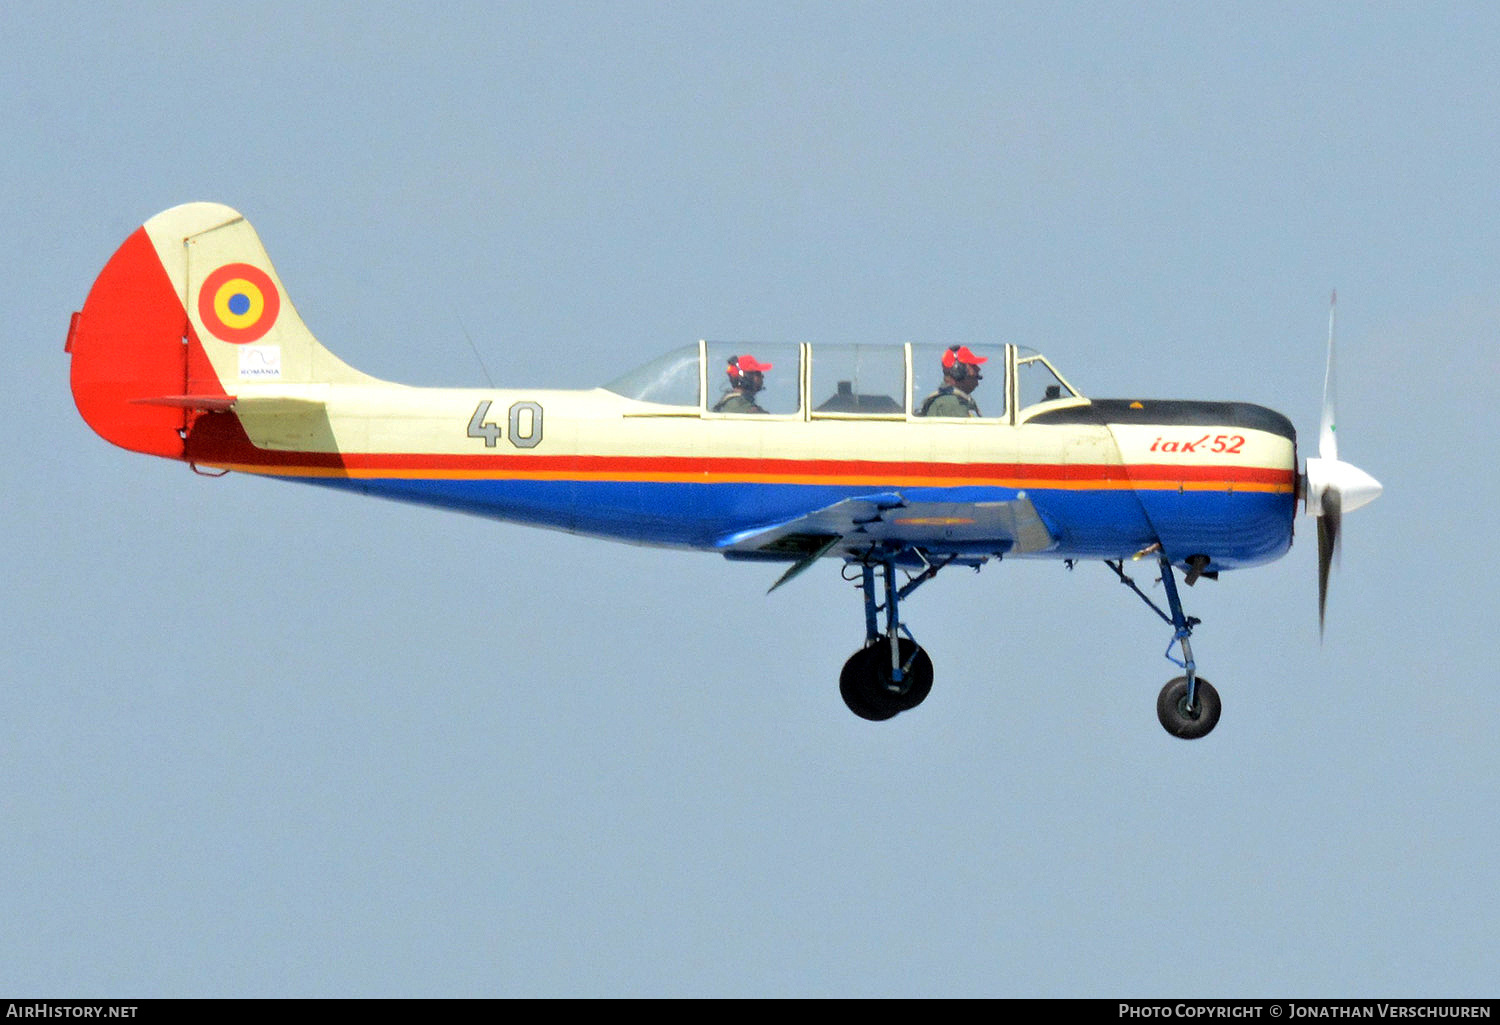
top-left (733, 354), bottom-right (773, 373)
top-left (942, 345), bottom-right (988, 370)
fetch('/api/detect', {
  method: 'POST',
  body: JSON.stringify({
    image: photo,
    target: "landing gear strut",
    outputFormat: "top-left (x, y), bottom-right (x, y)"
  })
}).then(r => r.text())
top-left (838, 554), bottom-right (945, 721)
top-left (1108, 553), bottom-right (1222, 739)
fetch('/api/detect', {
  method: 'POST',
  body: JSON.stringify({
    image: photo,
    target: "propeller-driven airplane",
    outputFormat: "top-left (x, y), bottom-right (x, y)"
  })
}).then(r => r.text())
top-left (67, 203), bottom-right (1382, 737)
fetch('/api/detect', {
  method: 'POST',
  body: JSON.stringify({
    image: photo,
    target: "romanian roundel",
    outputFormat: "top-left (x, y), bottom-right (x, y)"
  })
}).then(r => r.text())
top-left (197, 263), bottom-right (280, 343)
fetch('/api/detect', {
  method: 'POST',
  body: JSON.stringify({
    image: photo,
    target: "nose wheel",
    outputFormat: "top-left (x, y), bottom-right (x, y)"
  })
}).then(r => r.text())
top-left (1107, 553), bottom-right (1223, 740)
top-left (1157, 676), bottom-right (1221, 739)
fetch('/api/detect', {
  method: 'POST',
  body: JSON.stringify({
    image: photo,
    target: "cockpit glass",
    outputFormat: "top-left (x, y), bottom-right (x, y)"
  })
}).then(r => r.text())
top-left (1016, 350), bottom-right (1076, 409)
top-left (602, 345), bottom-right (700, 407)
top-left (810, 345), bottom-right (905, 416)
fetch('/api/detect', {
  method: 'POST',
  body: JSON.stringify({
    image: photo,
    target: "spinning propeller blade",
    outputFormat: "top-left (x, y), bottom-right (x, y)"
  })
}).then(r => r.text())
top-left (1302, 292), bottom-right (1382, 635)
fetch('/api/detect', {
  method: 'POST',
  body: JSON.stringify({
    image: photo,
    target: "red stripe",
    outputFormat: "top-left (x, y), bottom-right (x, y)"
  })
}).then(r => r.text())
top-left (187, 444), bottom-right (1294, 487)
top-left (341, 454), bottom-right (1288, 485)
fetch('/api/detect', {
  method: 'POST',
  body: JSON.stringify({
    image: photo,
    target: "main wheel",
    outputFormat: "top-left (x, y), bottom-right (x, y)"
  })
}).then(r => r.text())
top-left (1156, 676), bottom-right (1221, 739)
top-left (839, 639), bottom-right (933, 721)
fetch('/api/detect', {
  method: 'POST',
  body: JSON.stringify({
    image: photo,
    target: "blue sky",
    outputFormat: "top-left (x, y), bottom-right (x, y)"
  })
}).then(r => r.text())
top-left (4, 1), bottom-right (1498, 997)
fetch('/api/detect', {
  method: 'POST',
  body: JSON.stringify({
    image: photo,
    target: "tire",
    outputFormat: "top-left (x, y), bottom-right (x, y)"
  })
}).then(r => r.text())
top-left (839, 640), bottom-right (934, 721)
top-left (1156, 676), bottom-right (1221, 739)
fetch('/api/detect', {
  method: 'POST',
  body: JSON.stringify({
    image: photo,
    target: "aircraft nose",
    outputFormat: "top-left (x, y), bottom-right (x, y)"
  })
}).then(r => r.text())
top-left (1340, 464), bottom-right (1382, 514)
top-left (1327, 460), bottom-right (1382, 514)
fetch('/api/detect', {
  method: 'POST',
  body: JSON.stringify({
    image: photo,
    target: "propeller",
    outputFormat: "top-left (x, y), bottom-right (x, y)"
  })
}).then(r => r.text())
top-left (1301, 292), bottom-right (1383, 634)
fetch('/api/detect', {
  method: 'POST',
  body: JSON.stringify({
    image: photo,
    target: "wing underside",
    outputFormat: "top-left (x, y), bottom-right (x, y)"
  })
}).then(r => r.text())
top-left (716, 491), bottom-right (1055, 586)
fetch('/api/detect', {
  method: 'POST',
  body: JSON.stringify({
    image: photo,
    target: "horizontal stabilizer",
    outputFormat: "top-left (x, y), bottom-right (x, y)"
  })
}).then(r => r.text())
top-left (228, 390), bottom-right (330, 415)
top-left (126, 389), bottom-right (329, 415)
top-left (129, 395), bottom-right (238, 412)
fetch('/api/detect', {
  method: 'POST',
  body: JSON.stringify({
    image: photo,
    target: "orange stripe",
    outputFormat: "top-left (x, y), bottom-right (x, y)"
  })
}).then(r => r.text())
top-left (200, 451), bottom-right (1292, 480)
top-left (203, 461), bottom-right (1295, 493)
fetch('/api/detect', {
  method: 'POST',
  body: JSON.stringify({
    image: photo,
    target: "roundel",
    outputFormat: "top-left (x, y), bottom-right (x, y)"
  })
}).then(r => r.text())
top-left (198, 263), bottom-right (281, 343)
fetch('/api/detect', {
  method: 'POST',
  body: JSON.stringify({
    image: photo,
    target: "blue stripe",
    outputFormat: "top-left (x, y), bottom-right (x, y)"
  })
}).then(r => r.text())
top-left (288, 476), bottom-right (1293, 570)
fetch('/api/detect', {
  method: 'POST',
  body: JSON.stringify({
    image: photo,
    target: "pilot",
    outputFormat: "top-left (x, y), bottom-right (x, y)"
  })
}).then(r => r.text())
top-left (713, 354), bottom-right (773, 413)
top-left (918, 345), bottom-right (987, 417)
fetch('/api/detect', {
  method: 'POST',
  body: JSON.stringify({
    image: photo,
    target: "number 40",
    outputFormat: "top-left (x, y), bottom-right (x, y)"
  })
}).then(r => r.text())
top-left (468, 400), bottom-right (543, 449)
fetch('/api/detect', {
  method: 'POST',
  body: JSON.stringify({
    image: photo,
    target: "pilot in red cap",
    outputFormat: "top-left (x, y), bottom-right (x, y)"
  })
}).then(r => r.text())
top-left (942, 345), bottom-right (987, 372)
top-left (918, 345), bottom-right (988, 416)
top-left (715, 354), bottom-right (773, 413)
top-left (728, 354), bottom-right (773, 382)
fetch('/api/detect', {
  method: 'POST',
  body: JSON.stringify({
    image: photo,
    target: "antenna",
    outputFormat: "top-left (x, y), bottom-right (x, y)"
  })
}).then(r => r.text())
top-left (457, 313), bottom-right (496, 389)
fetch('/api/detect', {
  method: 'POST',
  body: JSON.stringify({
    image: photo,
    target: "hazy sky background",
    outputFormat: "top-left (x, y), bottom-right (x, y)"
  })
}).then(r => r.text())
top-left (5, 2), bottom-right (1498, 997)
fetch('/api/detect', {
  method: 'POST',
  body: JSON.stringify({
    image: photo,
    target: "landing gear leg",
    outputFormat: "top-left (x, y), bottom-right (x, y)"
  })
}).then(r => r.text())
top-left (1153, 554), bottom-right (1220, 739)
top-left (839, 556), bottom-right (936, 721)
top-left (1106, 555), bottom-right (1222, 739)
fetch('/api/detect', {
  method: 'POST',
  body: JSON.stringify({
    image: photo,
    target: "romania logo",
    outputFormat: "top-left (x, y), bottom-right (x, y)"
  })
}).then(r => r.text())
top-left (198, 263), bottom-right (280, 343)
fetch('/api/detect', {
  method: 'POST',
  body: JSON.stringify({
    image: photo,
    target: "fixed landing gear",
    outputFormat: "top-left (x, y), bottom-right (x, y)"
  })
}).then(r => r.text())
top-left (833, 547), bottom-right (1223, 736)
top-left (838, 556), bottom-right (946, 721)
top-left (840, 638), bottom-right (933, 721)
top-left (1108, 553), bottom-right (1222, 740)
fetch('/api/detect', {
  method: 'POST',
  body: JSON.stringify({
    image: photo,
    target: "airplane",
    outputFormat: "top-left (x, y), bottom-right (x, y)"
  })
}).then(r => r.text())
top-left (66, 202), bottom-right (1383, 738)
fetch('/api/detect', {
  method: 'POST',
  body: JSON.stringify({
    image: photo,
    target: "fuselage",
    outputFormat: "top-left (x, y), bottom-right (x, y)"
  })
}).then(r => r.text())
top-left (67, 203), bottom-right (1297, 578)
top-left (178, 365), bottom-right (1298, 574)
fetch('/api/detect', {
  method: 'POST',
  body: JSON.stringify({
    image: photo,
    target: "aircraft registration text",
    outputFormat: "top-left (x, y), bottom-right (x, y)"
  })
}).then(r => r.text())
top-left (1148, 434), bottom-right (1246, 455)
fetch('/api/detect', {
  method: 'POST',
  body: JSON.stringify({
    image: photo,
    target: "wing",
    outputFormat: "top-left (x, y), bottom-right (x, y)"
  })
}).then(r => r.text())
top-left (716, 491), bottom-right (1055, 589)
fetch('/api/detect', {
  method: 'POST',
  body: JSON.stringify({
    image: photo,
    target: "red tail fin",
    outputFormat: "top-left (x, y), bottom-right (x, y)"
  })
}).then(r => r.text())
top-left (68, 203), bottom-right (376, 460)
top-left (68, 226), bottom-right (227, 458)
